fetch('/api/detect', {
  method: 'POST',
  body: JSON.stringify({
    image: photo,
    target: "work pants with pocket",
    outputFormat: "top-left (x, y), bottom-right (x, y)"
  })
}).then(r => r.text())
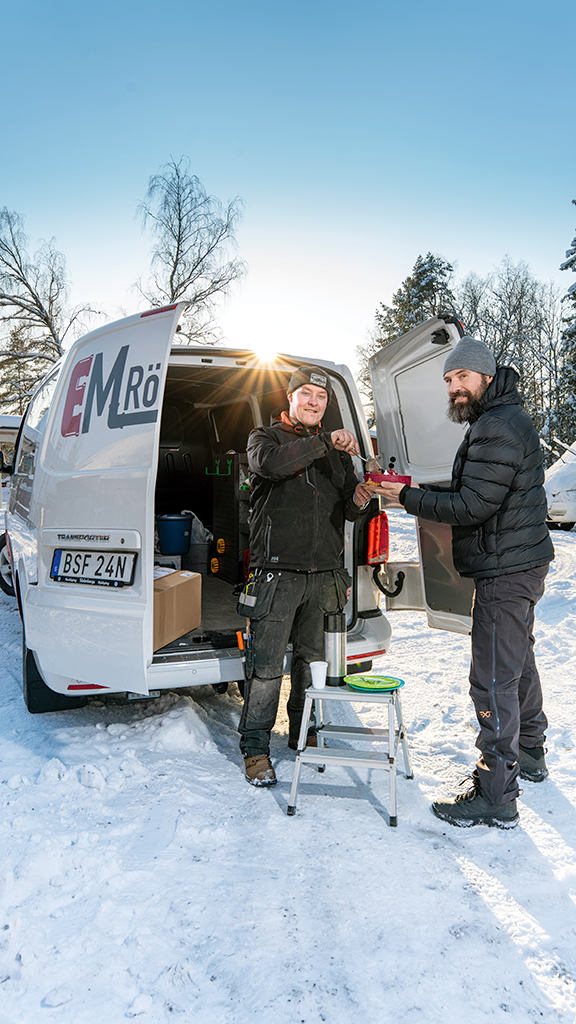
top-left (469, 564), bottom-right (549, 805)
top-left (239, 570), bottom-right (341, 757)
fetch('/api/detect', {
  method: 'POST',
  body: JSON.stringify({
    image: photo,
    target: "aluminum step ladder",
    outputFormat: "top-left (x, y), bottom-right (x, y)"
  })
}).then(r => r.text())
top-left (287, 684), bottom-right (413, 826)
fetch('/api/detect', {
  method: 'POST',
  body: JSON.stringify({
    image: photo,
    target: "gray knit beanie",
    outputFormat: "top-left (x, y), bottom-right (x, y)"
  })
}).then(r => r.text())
top-left (287, 365), bottom-right (332, 399)
top-left (443, 336), bottom-right (497, 377)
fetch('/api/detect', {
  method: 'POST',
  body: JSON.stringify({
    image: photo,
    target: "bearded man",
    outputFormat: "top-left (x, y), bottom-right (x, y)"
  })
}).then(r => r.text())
top-left (380, 335), bottom-right (554, 829)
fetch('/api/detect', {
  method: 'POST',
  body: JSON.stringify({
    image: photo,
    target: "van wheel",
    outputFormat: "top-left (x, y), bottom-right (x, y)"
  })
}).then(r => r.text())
top-left (0, 534), bottom-right (15, 597)
top-left (23, 636), bottom-right (87, 714)
top-left (211, 682), bottom-right (228, 694)
top-left (237, 680), bottom-right (245, 698)
top-left (560, 522), bottom-right (575, 531)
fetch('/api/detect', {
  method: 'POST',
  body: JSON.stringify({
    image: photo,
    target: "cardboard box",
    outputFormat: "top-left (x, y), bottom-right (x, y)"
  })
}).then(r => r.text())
top-left (153, 570), bottom-right (202, 652)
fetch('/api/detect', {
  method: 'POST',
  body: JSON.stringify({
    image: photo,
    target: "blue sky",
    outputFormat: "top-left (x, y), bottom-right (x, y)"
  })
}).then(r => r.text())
top-left (2, 0), bottom-right (575, 365)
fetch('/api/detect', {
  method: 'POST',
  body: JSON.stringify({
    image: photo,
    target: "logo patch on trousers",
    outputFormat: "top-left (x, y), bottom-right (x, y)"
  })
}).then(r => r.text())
top-left (479, 710), bottom-right (492, 719)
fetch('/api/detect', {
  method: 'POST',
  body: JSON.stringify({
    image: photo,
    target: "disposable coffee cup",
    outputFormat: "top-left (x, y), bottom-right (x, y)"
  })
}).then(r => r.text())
top-left (310, 661), bottom-right (328, 689)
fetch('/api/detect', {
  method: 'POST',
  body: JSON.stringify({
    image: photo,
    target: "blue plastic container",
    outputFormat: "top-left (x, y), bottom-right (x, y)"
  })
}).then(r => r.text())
top-left (156, 514), bottom-right (193, 555)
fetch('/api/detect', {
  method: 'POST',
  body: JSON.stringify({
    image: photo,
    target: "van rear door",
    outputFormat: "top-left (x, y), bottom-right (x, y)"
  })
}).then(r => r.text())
top-left (369, 317), bottom-right (474, 634)
top-left (23, 304), bottom-right (183, 695)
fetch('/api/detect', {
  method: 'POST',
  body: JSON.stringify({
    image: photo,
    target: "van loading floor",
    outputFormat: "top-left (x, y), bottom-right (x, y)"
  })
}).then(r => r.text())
top-left (154, 575), bottom-right (246, 657)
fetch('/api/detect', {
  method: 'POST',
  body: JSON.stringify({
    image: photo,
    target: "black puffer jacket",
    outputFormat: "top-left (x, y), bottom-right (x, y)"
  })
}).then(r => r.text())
top-left (401, 367), bottom-right (554, 579)
top-left (247, 416), bottom-right (366, 571)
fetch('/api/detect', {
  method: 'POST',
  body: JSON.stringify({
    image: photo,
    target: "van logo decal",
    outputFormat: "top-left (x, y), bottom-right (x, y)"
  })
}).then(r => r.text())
top-left (61, 346), bottom-right (163, 437)
top-left (61, 355), bottom-right (93, 437)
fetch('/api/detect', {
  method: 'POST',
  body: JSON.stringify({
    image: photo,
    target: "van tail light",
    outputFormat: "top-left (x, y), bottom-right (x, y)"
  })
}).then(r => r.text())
top-left (140, 303), bottom-right (178, 317)
top-left (366, 512), bottom-right (389, 565)
top-left (67, 683), bottom-right (110, 690)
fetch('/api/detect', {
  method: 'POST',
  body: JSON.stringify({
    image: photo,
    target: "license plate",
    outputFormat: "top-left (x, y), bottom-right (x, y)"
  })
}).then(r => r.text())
top-left (50, 549), bottom-right (137, 587)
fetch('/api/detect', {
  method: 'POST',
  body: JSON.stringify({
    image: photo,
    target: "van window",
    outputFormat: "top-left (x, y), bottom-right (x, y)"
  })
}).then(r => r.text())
top-left (25, 373), bottom-right (60, 434)
top-left (11, 372), bottom-right (60, 518)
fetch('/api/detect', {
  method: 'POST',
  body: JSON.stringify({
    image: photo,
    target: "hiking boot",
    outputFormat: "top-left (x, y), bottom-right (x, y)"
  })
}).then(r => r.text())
top-left (244, 754), bottom-right (277, 787)
top-left (432, 777), bottom-right (519, 830)
top-left (288, 733), bottom-right (318, 752)
top-left (519, 744), bottom-right (548, 782)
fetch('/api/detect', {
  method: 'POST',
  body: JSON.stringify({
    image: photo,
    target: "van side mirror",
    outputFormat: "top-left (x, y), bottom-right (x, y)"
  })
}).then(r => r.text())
top-left (0, 451), bottom-right (14, 475)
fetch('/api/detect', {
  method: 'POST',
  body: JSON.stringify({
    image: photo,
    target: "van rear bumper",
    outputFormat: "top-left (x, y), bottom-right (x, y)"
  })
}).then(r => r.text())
top-left (39, 612), bottom-right (392, 696)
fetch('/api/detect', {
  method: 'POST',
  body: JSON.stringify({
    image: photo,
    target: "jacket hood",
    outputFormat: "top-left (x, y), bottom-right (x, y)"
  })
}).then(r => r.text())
top-left (480, 366), bottom-right (521, 413)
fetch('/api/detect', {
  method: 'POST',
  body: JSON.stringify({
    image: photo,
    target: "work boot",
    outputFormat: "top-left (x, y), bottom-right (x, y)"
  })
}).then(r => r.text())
top-left (432, 776), bottom-right (519, 830)
top-left (519, 744), bottom-right (548, 782)
top-left (288, 733), bottom-right (318, 752)
top-left (244, 754), bottom-right (277, 787)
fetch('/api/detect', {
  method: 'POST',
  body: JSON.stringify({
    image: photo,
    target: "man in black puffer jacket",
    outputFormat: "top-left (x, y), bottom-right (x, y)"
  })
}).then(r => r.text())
top-left (380, 335), bottom-right (554, 829)
top-left (237, 365), bottom-right (379, 787)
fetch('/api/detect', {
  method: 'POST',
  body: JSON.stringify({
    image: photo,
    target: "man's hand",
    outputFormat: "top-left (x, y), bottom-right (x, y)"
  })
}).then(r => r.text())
top-left (354, 482), bottom-right (378, 506)
top-left (378, 480), bottom-right (420, 507)
top-left (331, 429), bottom-right (359, 455)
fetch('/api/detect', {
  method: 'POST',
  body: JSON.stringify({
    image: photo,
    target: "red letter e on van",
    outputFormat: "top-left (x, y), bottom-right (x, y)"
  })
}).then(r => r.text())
top-left (61, 356), bottom-right (94, 437)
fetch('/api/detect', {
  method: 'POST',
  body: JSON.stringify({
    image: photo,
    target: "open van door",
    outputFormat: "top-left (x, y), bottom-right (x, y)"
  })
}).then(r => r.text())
top-left (15, 304), bottom-right (183, 697)
top-left (369, 316), bottom-right (474, 635)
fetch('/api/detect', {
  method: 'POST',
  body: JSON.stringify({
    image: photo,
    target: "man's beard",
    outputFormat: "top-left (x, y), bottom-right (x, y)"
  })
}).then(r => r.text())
top-left (447, 391), bottom-right (484, 424)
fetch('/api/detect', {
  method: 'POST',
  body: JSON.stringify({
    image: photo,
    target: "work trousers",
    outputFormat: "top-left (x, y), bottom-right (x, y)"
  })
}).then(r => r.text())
top-left (470, 564), bottom-right (549, 804)
top-left (239, 571), bottom-right (340, 757)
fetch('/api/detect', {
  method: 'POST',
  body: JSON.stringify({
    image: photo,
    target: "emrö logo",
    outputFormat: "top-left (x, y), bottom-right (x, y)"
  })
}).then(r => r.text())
top-left (61, 346), bottom-right (163, 437)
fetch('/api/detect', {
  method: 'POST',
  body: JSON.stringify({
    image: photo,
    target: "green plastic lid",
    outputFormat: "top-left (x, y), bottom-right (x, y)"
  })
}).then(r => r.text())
top-left (344, 674), bottom-right (405, 692)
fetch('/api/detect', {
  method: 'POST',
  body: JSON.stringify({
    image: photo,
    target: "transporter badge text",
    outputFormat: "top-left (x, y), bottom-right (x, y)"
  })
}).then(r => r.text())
top-left (57, 534), bottom-right (111, 542)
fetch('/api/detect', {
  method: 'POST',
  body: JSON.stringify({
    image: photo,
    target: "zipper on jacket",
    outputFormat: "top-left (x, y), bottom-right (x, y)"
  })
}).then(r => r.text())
top-left (264, 516), bottom-right (272, 562)
top-left (307, 464), bottom-right (319, 571)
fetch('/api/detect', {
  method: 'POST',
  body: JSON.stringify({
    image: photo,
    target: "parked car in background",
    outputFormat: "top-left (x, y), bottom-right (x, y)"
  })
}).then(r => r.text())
top-left (544, 441), bottom-right (576, 531)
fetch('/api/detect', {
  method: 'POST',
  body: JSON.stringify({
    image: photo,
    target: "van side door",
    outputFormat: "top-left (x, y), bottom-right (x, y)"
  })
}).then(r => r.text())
top-left (369, 317), bottom-right (474, 635)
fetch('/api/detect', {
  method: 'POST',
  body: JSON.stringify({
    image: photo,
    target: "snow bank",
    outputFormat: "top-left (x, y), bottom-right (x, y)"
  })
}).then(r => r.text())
top-left (1, 513), bottom-right (576, 1023)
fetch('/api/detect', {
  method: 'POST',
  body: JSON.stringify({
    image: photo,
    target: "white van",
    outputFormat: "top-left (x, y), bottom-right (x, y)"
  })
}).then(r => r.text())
top-left (3, 303), bottom-right (405, 713)
top-left (4, 307), bottom-right (476, 714)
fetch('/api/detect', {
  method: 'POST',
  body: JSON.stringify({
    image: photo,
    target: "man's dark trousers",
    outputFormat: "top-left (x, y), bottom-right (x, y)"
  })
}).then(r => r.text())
top-left (239, 571), bottom-right (339, 757)
top-left (470, 564), bottom-right (548, 804)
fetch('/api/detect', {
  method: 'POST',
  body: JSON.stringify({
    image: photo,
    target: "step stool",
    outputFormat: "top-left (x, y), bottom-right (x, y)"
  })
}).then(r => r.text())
top-left (287, 684), bottom-right (413, 826)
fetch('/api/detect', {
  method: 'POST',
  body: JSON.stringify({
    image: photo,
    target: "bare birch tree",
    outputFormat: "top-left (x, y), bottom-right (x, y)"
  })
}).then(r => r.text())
top-left (457, 258), bottom-right (564, 449)
top-left (0, 208), bottom-right (95, 412)
top-left (136, 157), bottom-right (246, 342)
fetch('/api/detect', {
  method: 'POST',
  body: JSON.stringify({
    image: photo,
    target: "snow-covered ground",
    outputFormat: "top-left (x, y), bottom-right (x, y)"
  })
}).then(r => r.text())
top-left (1, 511), bottom-right (576, 1023)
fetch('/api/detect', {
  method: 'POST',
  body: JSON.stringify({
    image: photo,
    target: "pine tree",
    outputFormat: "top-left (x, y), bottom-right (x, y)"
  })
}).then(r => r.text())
top-left (356, 253), bottom-right (457, 406)
top-left (552, 200), bottom-right (576, 442)
top-left (0, 325), bottom-right (54, 414)
top-left (560, 199), bottom-right (576, 339)
top-left (375, 252), bottom-right (457, 340)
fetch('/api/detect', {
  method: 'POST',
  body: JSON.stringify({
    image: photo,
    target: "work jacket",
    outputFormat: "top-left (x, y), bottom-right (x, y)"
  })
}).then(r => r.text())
top-left (247, 415), bottom-right (367, 572)
top-left (401, 367), bottom-right (554, 579)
